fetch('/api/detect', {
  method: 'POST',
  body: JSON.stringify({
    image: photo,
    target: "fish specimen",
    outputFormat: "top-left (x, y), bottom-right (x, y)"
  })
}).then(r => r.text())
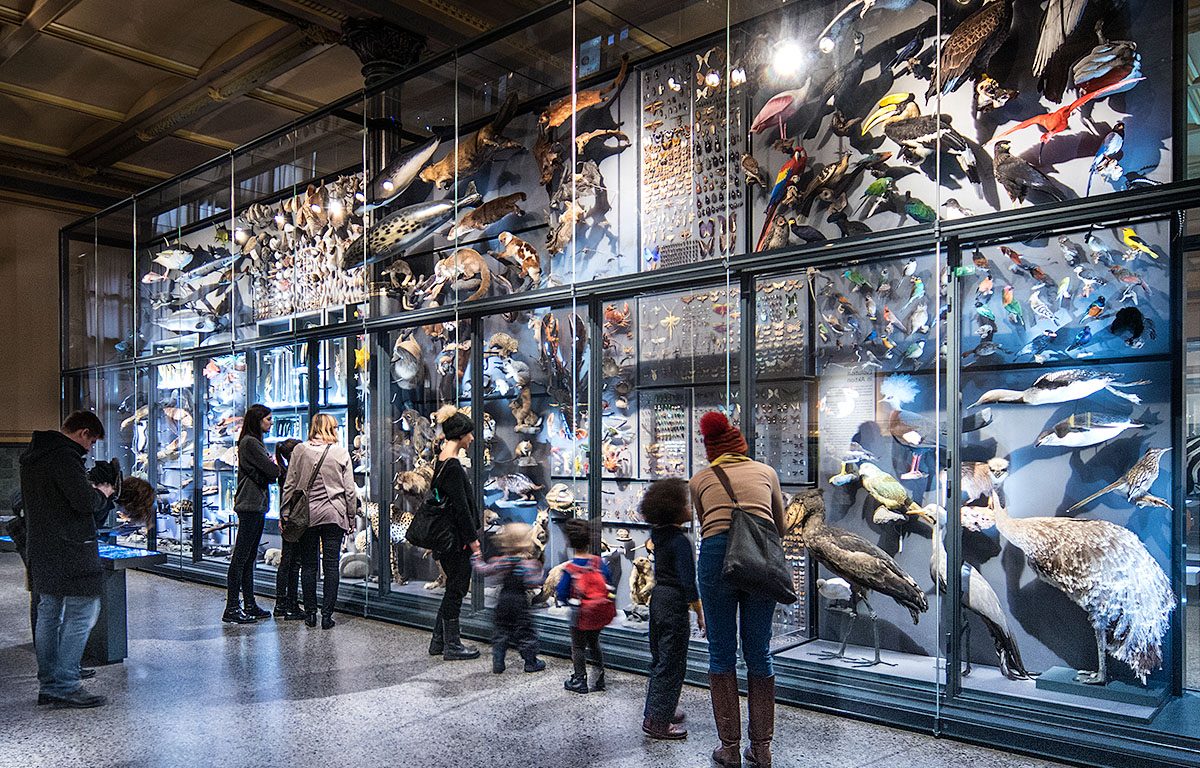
top-left (141, 271), bottom-right (170, 284)
top-left (1109, 306), bottom-right (1155, 348)
top-left (981, 493), bottom-right (1173, 685)
top-left (342, 182), bottom-right (483, 268)
top-left (359, 136), bottom-right (440, 213)
top-left (992, 140), bottom-right (1066, 203)
top-left (153, 247), bottom-right (193, 271)
top-left (861, 93), bottom-right (977, 182)
top-left (421, 93), bottom-right (522, 189)
top-left (920, 504), bottom-right (1035, 680)
top-left (793, 489), bottom-right (928, 667)
top-left (156, 309), bottom-right (219, 334)
top-left (1067, 448), bottom-right (1171, 512)
top-left (928, 0), bottom-right (1014, 97)
top-left (961, 458), bottom-right (1009, 503)
top-left (540, 54), bottom-right (629, 129)
top-left (970, 368), bottom-right (1146, 407)
top-left (447, 192), bottom-right (526, 239)
top-left (1036, 412), bottom-right (1143, 448)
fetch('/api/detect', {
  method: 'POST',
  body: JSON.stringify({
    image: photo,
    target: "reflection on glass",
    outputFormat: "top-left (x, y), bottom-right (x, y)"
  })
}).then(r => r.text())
top-left (151, 359), bottom-right (196, 566)
top-left (199, 354), bottom-right (247, 561)
top-left (958, 219), bottom-right (1178, 714)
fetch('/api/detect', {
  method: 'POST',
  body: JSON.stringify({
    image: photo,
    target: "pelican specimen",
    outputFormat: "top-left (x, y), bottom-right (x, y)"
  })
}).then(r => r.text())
top-left (927, 0), bottom-right (1014, 98)
top-left (969, 368), bottom-right (1146, 408)
top-left (862, 93), bottom-right (978, 182)
top-left (920, 505), bottom-right (1035, 680)
top-left (982, 494), bottom-right (1174, 685)
top-left (793, 489), bottom-right (928, 666)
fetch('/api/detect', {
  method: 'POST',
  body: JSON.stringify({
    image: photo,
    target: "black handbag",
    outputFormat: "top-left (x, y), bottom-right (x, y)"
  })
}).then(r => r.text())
top-left (280, 445), bottom-right (330, 543)
top-left (404, 462), bottom-right (458, 556)
top-left (710, 464), bottom-right (797, 605)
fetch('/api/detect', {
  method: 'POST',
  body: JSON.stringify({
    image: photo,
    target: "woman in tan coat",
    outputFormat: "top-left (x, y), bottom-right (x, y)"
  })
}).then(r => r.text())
top-left (690, 411), bottom-right (786, 768)
top-left (283, 413), bottom-right (357, 629)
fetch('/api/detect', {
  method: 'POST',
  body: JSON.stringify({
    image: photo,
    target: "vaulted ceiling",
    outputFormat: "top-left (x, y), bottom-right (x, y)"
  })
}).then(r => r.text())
top-left (0, 0), bottom-right (552, 213)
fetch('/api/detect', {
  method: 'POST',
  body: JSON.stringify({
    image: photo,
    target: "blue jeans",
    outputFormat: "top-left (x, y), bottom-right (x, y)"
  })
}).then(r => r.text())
top-left (698, 533), bottom-right (776, 678)
top-left (35, 594), bottom-right (101, 697)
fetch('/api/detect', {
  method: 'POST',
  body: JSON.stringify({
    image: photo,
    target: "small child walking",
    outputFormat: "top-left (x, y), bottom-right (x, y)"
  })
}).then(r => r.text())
top-left (641, 478), bottom-right (704, 740)
top-left (472, 522), bottom-right (546, 674)
top-left (559, 518), bottom-right (615, 694)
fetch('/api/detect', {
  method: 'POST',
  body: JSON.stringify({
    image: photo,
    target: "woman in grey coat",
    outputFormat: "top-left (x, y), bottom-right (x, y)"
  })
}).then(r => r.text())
top-left (284, 413), bottom-right (357, 629)
top-left (224, 403), bottom-right (279, 624)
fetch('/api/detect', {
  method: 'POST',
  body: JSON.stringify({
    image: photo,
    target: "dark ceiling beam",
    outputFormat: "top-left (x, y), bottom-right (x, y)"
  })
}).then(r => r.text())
top-left (70, 20), bottom-right (340, 169)
top-left (0, 0), bottom-right (85, 66)
top-left (228, 0), bottom-right (346, 34)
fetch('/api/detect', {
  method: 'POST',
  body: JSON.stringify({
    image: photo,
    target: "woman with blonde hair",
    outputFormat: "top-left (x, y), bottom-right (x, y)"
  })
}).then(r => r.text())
top-left (283, 413), bottom-right (357, 629)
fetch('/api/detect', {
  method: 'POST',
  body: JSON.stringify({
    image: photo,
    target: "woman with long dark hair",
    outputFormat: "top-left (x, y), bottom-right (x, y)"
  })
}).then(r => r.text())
top-left (428, 407), bottom-right (481, 660)
top-left (223, 403), bottom-right (279, 624)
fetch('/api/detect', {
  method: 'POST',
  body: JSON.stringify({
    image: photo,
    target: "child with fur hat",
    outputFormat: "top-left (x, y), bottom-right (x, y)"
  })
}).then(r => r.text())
top-left (472, 522), bottom-right (546, 674)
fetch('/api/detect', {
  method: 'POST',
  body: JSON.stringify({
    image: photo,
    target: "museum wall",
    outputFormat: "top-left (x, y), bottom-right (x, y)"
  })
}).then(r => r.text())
top-left (0, 200), bottom-right (72, 440)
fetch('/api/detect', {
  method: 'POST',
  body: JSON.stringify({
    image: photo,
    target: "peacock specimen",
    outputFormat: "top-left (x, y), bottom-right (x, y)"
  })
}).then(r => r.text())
top-left (983, 493), bottom-right (1174, 685)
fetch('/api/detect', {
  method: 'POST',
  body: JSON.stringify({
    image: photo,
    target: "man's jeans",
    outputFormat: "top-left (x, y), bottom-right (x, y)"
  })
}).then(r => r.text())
top-left (35, 594), bottom-right (101, 697)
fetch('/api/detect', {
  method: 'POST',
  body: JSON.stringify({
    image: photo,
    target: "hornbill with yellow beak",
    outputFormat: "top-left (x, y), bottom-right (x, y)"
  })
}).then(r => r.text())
top-left (862, 93), bottom-right (978, 183)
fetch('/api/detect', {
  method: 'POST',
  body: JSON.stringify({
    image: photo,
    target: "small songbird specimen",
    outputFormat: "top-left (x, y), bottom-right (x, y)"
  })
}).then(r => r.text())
top-left (1121, 227), bottom-right (1158, 259)
top-left (992, 140), bottom-right (1066, 203)
top-left (1067, 448), bottom-right (1172, 512)
top-left (1002, 285), bottom-right (1023, 327)
top-left (1087, 122), bottom-right (1125, 195)
top-left (859, 461), bottom-right (923, 515)
top-left (740, 153), bottom-right (768, 187)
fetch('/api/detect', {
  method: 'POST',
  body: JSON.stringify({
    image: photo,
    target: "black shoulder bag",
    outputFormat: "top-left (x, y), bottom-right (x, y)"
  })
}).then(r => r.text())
top-left (710, 465), bottom-right (796, 605)
top-left (404, 461), bottom-right (458, 556)
top-left (280, 445), bottom-right (331, 543)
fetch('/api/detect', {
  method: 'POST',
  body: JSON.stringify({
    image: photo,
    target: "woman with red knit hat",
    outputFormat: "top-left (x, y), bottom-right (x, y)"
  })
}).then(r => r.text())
top-left (690, 411), bottom-right (786, 768)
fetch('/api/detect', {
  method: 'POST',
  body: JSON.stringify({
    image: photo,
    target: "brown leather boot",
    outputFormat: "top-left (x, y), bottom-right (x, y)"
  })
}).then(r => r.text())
top-left (709, 672), bottom-right (742, 767)
top-left (743, 675), bottom-right (775, 768)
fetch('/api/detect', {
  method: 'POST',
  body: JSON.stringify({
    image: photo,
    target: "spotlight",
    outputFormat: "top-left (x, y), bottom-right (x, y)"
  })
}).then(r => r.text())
top-left (382, 180), bottom-right (395, 192)
top-left (667, 76), bottom-right (682, 92)
top-left (274, 213), bottom-right (286, 226)
top-left (354, 192), bottom-right (366, 202)
top-left (328, 198), bottom-right (344, 217)
top-left (705, 70), bottom-right (721, 88)
top-left (233, 228), bottom-right (248, 244)
top-left (773, 41), bottom-right (803, 76)
top-left (818, 36), bottom-right (836, 54)
top-left (730, 67), bottom-right (747, 86)
top-left (310, 203), bottom-right (322, 213)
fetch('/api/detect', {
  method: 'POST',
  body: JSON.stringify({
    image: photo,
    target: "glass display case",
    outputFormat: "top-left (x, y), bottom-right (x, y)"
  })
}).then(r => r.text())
top-left (58, 0), bottom-right (1200, 765)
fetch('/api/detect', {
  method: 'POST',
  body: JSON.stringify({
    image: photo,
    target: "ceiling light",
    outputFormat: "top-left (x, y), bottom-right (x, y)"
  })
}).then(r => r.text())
top-left (773, 40), bottom-right (803, 75)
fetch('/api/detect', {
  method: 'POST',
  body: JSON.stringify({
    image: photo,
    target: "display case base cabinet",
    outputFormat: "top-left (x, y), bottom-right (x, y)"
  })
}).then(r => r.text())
top-left (85, 549), bottom-right (168, 665)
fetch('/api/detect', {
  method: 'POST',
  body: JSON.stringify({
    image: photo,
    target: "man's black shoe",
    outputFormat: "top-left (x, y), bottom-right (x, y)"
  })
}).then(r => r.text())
top-left (38, 689), bottom-right (106, 708)
top-left (221, 608), bottom-right (256, 624)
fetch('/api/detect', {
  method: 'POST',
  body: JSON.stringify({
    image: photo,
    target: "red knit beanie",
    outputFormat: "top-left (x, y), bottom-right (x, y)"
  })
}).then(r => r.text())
top-left (699, 411), bottom-right (748, 462)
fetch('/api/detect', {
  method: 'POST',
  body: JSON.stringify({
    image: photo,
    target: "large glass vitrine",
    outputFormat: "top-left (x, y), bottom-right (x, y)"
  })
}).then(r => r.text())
top-left (59, 0), bottom-right (1200, 765)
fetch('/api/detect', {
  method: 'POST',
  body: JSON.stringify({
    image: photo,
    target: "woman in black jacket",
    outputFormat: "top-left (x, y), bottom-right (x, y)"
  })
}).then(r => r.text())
top-left (428, 409), bottom-right (481, 660)
top-left (224, 403), bottom-right (280, 624)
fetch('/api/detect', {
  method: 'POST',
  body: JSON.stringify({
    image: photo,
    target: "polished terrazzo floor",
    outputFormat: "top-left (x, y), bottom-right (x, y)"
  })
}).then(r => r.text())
top-left (0, 553), bottom-right (1069, 768)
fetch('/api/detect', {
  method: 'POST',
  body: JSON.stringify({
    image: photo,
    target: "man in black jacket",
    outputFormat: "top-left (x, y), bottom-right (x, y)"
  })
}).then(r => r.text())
top-left (20, 411), bottom-right (115, 709)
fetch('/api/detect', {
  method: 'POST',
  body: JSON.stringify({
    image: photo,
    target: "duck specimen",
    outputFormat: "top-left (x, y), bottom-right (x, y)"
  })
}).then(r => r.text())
top-left (919, 504), bottom-right (1036, 680)
top-left (927, 0), bottom-right (1014, 98)
top-left (969, 368), bottom-right (1146, 408)
top-left (1066, 447), bottom-right (1171, 512)
top-left (992, 141), bottom-right (1067, 204)
top-left (862, 93), bottom-right (977, 182)
top-left (981, 493), bottom-right (1174, 685)
top-left (1036, 411), bottom-right (1143, 448)
top-left (793, 489), bottom-right (928, 667)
